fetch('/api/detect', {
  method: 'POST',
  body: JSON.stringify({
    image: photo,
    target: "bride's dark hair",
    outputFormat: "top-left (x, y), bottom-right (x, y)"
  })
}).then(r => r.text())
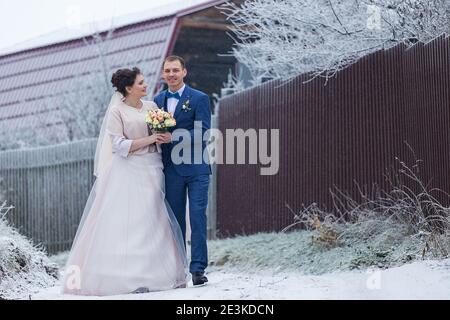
top-left (111, 67), bottom-right (141, 96)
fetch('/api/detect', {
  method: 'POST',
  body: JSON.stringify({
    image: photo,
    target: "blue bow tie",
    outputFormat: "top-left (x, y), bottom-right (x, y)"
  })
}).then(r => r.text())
top-left (165, 91), bottom-right (181, 100)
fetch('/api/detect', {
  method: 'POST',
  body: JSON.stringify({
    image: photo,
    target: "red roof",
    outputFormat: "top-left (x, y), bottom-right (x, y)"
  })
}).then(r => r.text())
top-left (0, 16), bottom-right (176, 134)
top-left (0, 0), bottom-right (227, 137)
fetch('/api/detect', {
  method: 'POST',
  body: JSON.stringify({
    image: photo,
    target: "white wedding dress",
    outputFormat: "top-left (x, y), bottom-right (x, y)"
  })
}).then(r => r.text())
top-left (62, 97), bottom-right (188, 296)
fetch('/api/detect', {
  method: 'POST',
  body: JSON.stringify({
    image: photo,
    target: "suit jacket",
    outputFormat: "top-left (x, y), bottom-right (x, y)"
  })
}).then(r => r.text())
top-left (154, 85), bottom-right (212, 176)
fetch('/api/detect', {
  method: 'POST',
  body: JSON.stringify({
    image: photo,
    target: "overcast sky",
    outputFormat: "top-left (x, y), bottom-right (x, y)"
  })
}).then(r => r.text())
top-left (0, 0), bottom-right (210, 51)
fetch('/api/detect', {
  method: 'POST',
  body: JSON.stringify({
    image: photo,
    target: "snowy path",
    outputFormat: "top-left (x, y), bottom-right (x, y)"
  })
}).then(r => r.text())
top-left (28, 259), bottom-right (450, 300)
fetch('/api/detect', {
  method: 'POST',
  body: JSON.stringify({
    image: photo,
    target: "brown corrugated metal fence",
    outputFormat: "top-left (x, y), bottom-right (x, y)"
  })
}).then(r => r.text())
top-left (217, 36), bottom-right (450, 237)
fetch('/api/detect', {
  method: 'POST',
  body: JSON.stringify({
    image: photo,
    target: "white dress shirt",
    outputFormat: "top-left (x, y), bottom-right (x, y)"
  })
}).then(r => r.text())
top-left (167, 84), bottom-right (185, 115)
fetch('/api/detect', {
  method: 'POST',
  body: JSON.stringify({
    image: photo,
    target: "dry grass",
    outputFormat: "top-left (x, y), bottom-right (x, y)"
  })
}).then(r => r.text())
top-left (283, 156), bottom-right (450, 260)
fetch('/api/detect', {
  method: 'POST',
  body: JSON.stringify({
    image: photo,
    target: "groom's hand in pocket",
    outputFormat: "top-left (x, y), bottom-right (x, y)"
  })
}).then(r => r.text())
top-left (156, 132), bottom-right (172, 144)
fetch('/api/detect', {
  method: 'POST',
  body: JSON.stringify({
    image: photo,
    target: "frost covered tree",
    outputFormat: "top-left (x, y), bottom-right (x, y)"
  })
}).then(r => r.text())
top-left (0, 25), bottom-right (162, 151)
top-left (55, 28), bottom-right (160, 143)
top-left (0, 31), bottom-right (115, 151)
top-left (54, 30), bottom-right (115, 142)
top-left (41, 27), bottom-right (161, 144)
top-left (221, 70), bottom-right (247, 97)
top-left (220, 0), bottom-right (450, 84)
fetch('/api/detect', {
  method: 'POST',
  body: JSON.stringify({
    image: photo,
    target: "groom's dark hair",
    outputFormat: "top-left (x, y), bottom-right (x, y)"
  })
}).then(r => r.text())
top-left (164, 55), bottom-right (186, 69)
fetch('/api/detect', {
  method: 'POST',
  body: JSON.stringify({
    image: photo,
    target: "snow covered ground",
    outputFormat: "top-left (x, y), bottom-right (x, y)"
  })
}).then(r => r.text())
top-left (28, 258), bottom-right (450, 300)
top-left (3, 221), bottom-right (449, 300)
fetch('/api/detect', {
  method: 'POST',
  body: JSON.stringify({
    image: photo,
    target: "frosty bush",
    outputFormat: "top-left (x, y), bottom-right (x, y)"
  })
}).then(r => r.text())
top-left (284, 157), bottom-right (450, 260)
top-left (221, 0), bottom-right (450, 84)
top-left (0, 202), bottom-right (59, 300)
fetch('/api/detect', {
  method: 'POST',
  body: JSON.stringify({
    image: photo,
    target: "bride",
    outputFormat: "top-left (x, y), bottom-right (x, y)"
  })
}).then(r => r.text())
top-left (62, 67), bottom-right (189, 296)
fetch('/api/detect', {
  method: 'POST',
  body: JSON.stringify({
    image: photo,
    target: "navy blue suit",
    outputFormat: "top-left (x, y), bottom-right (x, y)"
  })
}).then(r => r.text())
top-left (154, 85), bottom-right (211, 273)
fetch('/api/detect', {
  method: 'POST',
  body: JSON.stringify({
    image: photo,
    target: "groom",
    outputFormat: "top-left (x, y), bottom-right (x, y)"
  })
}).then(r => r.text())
top-left (154, 56), bottom-right (211, 287)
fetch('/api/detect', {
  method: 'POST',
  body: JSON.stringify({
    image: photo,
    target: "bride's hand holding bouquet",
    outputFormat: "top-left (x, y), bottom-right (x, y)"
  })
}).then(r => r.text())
top-left (145, 108), bottom-right (176, 144)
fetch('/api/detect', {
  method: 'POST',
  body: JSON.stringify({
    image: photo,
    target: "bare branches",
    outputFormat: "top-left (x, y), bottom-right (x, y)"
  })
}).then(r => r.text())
top-left (0, 201), bottom-right (14, 220)
top-left (220, 0), bottom-right (450, 86)
top-left (327, 0), bottom-right (350, 35)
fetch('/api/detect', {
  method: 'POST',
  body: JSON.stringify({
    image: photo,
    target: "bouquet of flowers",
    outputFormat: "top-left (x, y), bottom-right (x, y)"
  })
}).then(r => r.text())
top-left (145, 108), bottom-right (176, 133)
